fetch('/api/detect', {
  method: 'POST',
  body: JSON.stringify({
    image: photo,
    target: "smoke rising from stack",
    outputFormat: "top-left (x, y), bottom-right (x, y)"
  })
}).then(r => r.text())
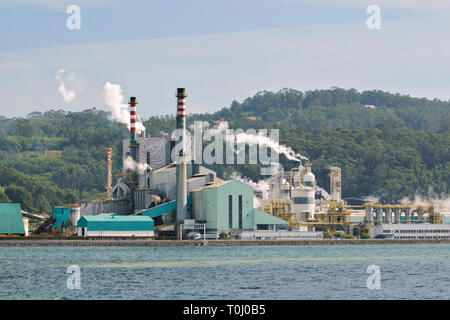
top-left (103, 82), bottom-right (145, 133)
top-left (229, 173), bottom-right (271, 208)
top-left (363, 195), bottom-right (381, 203)
top-left (208, 120), bottom-right (308, 162)
top-left (230, 173), bottom-right (270, 199)
top-left (400, 194), bottom-right (450, 213)
top-left (123, 156), bottom-right (151, 172)
top-left (55, 69), bottom-right (76, 103)
top-left (361, 193), bottom-right (450, 213)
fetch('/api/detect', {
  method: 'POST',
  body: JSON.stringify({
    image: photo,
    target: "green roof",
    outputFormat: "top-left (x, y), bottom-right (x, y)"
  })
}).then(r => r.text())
top-left (77, 214), bottom-right (154, 231)
top-left (252, 209), bottom-right (289, 225)
top-left (0, 203), bottom-right (25, 235)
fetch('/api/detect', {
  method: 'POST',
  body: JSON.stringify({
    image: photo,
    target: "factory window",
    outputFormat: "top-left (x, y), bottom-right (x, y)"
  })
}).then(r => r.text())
top-left (239, 195), bottom-right (243, 229)
top-left (229, 195), bottom-right (233, 229)
top-left (293, 197), bottom-right (314, 204)
top-left (146, 152), bottom-right (151, 165)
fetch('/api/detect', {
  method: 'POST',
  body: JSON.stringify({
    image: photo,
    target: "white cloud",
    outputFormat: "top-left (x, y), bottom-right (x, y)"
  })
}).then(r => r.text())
top-left (55, 69), bottom-right (76, 103)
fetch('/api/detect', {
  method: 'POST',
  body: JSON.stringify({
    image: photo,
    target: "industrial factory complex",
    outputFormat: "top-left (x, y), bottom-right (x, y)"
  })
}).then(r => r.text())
top-left (1, 88), bottom-right (449, 241)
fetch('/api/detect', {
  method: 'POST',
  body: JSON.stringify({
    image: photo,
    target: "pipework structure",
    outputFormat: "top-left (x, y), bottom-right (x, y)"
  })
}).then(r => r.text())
top-left (328, 166), bottom-right (341, 202)
top-left (175, 88), bottom-right (188, 222)
top-left (364, 203), bottom-right (443, 225)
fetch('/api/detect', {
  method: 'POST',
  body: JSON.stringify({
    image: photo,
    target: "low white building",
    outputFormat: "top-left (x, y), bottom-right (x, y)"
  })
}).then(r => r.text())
top-left (371, 223), bottom-right (450, 240)
top-left (240, 230), bottom-right (323, 240)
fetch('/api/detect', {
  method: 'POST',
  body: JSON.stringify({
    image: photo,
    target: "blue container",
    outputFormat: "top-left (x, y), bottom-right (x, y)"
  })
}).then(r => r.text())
top-left (52, 206), bottom-right (71, 228)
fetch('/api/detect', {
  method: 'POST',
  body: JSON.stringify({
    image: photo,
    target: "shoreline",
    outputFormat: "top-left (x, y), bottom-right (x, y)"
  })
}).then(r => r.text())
top-left (1, 237), bottom-right (450, 246)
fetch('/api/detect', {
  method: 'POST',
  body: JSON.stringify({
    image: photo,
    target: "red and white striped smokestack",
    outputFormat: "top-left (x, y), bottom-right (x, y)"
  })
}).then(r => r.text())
top-left (129, 97), bottom-right (137, 136)
top-left (128, 97), bottom-right (138, 164)
top-left (177, 90), bottom-right (187, 121)
top-left (176, 88), bottom-right (187, 223)
top-left (128, 97), bottom-right (139, 214)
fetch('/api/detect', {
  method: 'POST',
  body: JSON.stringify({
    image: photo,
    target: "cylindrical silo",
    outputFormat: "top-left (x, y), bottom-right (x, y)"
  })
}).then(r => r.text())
top-left (23, 218), bottom-right (29, 236)
top-left (71, 207), bottom-right (81, 231)
top-left (303, 165), bottom-right (315, 187)
top-left (291, 187), bottom-right (315, 220)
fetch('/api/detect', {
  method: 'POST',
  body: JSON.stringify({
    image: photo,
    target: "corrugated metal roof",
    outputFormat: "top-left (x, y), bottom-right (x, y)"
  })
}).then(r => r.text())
top-left (77, 214), bottom-right (154, 231)
top-left (191, 180), bottom-right (233, 192)
top-left (152, 163), bottom-right (176, 173)
top-left (139, 196), bottom-right (192, 219)
top-left (252, 209), bottom-right (289, 225)
top-left (0, 203), bottom-right (25, 235)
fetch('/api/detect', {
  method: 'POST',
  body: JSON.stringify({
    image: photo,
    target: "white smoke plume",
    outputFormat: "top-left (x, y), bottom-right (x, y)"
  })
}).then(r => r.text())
top-left (210, 120), bottom-right (308, 162)
top-left (364, 195), bottom-right (381, 203)
top-left (123, 156), bottom-right (151, 172)
top-left (235, 131), bottom-right (307, 162)
top-left (230, 172), bottom-right (270, 199)
top-left (400, 194), bottom-right (450, 213)
top-left (55, 69), bottom-right (76, 103)
top-left (229, 172), bottom-right (271, 209)
top-left (103, 82), bottom-right (146, 134)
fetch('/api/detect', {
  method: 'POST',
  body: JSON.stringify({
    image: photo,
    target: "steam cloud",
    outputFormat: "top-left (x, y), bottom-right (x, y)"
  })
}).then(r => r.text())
top-left (229, 172), bottom-right (271, 208)
top-left (123, 156), bottom-right (151, 172)
top-left (103, 82), bottom-right (146, 134)
top-left (230, 172), bottom-right (270, 199)
top-left (210, 120), bottom-right (308, 162)
top-left (400, 194), bottom-right (450, 213)
top-left (55, 69), bottom-right (76, 103)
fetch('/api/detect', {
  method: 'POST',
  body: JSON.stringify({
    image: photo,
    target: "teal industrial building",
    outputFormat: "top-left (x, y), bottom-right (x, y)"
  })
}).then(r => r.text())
top-left (52, 206), bottom-right (71, 229)
top-left (0, 203), bottom-right (26, 235)
top-left (191, 180), bottom-right (288, 233)
top-left (77, 215), bottom-right (154, 237)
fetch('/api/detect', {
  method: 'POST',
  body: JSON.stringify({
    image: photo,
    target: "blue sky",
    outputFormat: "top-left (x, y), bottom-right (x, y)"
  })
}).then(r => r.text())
top-left (0, 0), bottom-right (449, 117)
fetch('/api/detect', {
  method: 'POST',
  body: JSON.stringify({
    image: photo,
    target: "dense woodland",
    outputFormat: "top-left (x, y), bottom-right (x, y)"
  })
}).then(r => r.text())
top-left (0, 88), bottom-right (448, 213)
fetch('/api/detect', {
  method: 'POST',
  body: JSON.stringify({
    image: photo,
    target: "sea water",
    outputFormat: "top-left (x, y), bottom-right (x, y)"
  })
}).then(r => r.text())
top-left (0, 244), bottom-right (449, 299)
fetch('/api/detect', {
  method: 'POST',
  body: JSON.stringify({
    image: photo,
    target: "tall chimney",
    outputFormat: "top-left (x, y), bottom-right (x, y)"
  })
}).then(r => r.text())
top-left (106, 147), bottom-right (113, 200)
top-left (129, 97), bottom-right (138, 162)
top-left (128, 97), bottom-right (139, 213)
top-left (176, 88), bottom-right (187, 222)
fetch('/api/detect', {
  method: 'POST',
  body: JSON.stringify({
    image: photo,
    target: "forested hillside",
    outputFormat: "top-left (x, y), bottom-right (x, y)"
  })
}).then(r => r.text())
top-left (0, 88), bottom-right (448, 213)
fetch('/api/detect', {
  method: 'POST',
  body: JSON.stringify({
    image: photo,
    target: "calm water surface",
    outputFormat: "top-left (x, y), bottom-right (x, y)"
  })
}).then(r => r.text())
top-left (1, 244), bottom-right (449, 299)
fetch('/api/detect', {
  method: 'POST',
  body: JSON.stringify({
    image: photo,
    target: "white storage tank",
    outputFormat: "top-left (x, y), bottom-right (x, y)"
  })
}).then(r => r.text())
top-left (23, 218), bottom-right (29, 236)
top-left (280, 182), bottom-right (291, 200)
top-left (291, 187), bottom-right (315, 220)
top-left (303, 166), bottom-right (315, 187)
top-left (70, 207), bottom-right (81, 230)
